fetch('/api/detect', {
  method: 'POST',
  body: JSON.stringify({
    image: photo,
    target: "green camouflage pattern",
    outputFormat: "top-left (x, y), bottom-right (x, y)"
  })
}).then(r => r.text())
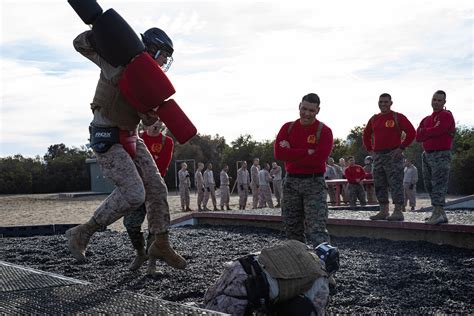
top-left (373, 151), bottom-right (404, 205)
top-left (281, 176), bottom-right (330, 246)
top-left (422, 150), bottom-right (452, 206)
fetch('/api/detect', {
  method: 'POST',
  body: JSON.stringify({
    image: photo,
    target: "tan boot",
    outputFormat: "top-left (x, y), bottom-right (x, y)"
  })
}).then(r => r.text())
top-left (65, 217), bottom-right (102, 262)
top-left (370, 203), bottom-right (389, 220)
top-left (425, 206), bottom-right (448, 225)
top-left (148, 232), bottom-right (187, 269)
top-left (146, 258), bottom-right (164, 278)
top-left (387, 204), bottom-right (404, 221)
top-left (126, 230), bottom-right (148, 271)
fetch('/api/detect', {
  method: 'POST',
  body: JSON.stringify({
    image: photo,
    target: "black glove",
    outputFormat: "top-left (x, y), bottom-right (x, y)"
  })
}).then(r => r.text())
top-left (201, 188), bottom-right (205, 192)
top-left (207, 187), bottom-right (210, 192)
top-left (240, 184), bottom-right (244, 191)
top-left (186, 174), bottom-right (190, 178)
top-left (409, 184), bottom-right (414, 190)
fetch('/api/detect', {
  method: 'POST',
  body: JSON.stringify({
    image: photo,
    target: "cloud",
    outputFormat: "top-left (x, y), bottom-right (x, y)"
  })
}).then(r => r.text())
top-left (1, 0), bottom-right (472, 157)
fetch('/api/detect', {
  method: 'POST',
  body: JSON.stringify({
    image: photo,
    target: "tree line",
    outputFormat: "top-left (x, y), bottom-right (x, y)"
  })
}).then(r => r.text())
top-left (1, 126), bottom-right (472, 195)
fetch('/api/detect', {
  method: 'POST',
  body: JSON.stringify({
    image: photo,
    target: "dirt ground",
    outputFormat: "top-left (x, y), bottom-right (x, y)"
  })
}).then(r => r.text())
top-left (0, 192), bottom-right (467, 231)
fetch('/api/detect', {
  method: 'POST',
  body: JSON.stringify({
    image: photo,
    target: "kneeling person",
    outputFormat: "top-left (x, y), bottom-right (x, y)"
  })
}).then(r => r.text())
top-left (203, 240), bottom-right (339, 315)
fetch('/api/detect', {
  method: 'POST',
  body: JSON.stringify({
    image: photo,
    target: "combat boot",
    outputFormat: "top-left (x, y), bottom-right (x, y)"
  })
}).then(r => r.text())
top-left (370, 203), bottom-right (389, 220)
top-left (221, 205), bottom-right (224, 211)
top-left (226, 204), bottom-right (232, 211)
top-left (185, 207), bottom-right (194, 212)
top-left (425, 206), bottom-right (448, 225)
top-left (213, 206), bottom-right (219, 211)
top-left (148, 232), bottom-right (187, 269)
top-left (65, 217), bottom-right (102, 262)
top-left (198, 206), bottom-right (203, 212)
top-left (146, 258), bottom-right (164, 278)
top-left (387, 204), bottom-right (404, 221)
top-left (126, 230), bottom-right (148, 271)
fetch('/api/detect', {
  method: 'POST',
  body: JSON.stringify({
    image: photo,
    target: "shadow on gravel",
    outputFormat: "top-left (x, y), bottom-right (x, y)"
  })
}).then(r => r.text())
top-left (1, 224), bottom-right (473, 314)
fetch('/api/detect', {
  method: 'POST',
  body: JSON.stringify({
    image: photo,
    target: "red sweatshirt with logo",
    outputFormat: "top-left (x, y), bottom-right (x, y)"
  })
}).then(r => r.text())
top-left (363, 111), bottom-right (416, 152)
top-left (274, 119), bottom-right (333, 174)
top-left (344, 164), bottom-right (366, 184)
top-left (416, 110), bottom-right (455, 151)
top-left (141, 132), bottom-right (174, 177)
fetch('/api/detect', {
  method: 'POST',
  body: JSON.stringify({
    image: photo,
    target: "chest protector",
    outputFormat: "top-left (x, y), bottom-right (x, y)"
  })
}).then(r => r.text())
top-left (258, 240), bottom-right (326, 302)
top-left (91, 73), bottom-right (141, 130)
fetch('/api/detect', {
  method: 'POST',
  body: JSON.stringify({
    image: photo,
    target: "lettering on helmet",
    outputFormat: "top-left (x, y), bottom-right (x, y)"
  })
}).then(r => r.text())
top-left (95, 132), bottom-right (112, 138)
top-left (385, 120), bottom-right (395, 128)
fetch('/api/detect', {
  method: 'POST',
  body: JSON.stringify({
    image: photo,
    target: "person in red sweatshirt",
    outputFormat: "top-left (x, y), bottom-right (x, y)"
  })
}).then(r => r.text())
top-left (363, 93), bottom-right (416, 221)
top-left (416, 90), bottom-right (455, 225)
top-left (344, 156), bottom-right (367, 207)
top-left (123, 118), bottom-right (174, 277)
top-left (274, 93), bottom-right (334, 247)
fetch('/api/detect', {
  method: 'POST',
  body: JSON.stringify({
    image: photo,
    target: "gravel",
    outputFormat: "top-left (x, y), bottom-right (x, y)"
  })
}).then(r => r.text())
top-left (1, 225), bottom-right (473, 314)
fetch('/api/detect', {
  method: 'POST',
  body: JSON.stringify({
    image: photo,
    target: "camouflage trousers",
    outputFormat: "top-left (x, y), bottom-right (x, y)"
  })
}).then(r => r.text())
top-left (237, 183), bottom-right (249, 208)
top-left (348, 183), bottom-right (367, 207)
top-left (203, 186), bottom-right (217, 208)
top-left (220, 185), bottom-right (230, 207)
top-left (258, 185), bottom-right (274, 208)
top-left (422, 150), bottom-right (452, 206)
top-left (373, 151), bottom-right (404, 205)
top-left (273, 179), bottom-right (283, 204)
top-left (179, 185), bottom-right (190, 209)
top-left (197, 187), bottom-right (204, 209)
top-left (251, 183), bottom-right (259, 208)
top-left (282, 176), bottom-right (330, 246)
top-left (403, 183), bottom-right (417, 207)
top-left (94, 140), bottom-right (170, 234)
top-left (123, 203), bottom-right (146, 231)
top-left (364, 183), bottom-right (377, 204)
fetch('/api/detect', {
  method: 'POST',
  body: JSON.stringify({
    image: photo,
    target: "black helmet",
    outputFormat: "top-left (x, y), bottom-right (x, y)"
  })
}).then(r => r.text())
top-left (141, 27), bottom-right (174, 71)
top-left (141, 27), bottom-right (174, 55)
top-left (315, 242), bottom-right (340, 275)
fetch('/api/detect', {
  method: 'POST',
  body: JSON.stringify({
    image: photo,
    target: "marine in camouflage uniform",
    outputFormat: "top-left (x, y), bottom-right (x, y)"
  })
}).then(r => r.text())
top-left (250, 158), bottom-right (260, 209)
top-left (195, 162), bottom-right (205, 211)
top-left (178, 162), bottom-right (192, 211)
top-left (219, 165), bottom-right (232, 210)
top-left (274, 93), bottom-right (334, 246)
top-left (257, 163), bottom-right (274, 208)
top-left (203, 163), bottom-right (218, 211)
top-left (416, 90), bottom-right (455, 225)
top-left (237, 161), bottom-right (250, 210)
top-left (270, 162), bottom-right (283, 207)
top-left (65, 28), bottom-right (186, 271)
top-left (363, 93), bottom-right (416, 221)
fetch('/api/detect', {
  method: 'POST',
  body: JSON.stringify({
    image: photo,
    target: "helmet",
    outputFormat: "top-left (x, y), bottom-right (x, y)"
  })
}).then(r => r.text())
top-left (364, 155), bottom-right (373, 164)
top-left (315, 242), bottom-right (340, 275)
top-left (141, 27), bottom-right (174, 71)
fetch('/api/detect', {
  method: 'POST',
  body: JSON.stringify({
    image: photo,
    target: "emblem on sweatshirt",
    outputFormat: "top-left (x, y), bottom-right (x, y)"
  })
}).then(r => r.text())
top-left (385, 120), bottom-right (395, 128)
top-left (151, 143), bottom-right (163, 153)
top-left (307, 135), bottom-right (316, 144)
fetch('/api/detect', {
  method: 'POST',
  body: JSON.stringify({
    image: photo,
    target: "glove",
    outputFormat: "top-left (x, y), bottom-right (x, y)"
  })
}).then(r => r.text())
top-left (409, 184), bottom-right (414, 190)
top-left (240, 184), bottom-right (244, 191)
top-left (186, 174), bottom-right (190, 178)
top-left (201, 188), bottom-right (205, 193)
top-left (207, 187), bottom-right (210, 192)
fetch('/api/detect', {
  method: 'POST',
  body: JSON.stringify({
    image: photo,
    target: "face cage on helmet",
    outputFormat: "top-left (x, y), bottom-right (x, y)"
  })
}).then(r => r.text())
top-left (152, 50), bottom-right (173, 72)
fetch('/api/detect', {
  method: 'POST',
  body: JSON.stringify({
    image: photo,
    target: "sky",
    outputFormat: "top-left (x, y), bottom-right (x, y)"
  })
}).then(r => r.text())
top-left (1, 0), bottom-right (473, 157)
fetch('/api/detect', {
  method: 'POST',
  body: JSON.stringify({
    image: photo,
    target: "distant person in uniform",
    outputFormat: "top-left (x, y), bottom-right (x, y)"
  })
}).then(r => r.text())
top-left (66, 27), bottom-right (186, 273)
top-left (195, 162), bottom-right (205, 212)
top-left (416, 90), bottom-right (455, 224)
top-left (258, 162), bottom-right (274, 208)
top-left (344, 156), bottom-right (367, 207)
top-left (219, 164), bottom-right (232, 211)
top-left (274, 93), bottom-right (334, 246)
top-left (237, 161), bottom-right (250, 210)
top-left (178, 162), bottom-right (193, 212)
top-left (324, 158), bottom-right (338, 205)
top-left (363, 155), bottom-right (377, 204)
top-left (270, 162), bottom-right (283, 208)
top-left (338, 158), bottom-right (349, 204)
top-left (403, 158), bottom-right (418, 211)
top-left (250, 158), bottom-right (260, 209)
top-left (203, 163), bottom-right (218, 211)
top-left (363, 93), bottom-right (416, 221)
